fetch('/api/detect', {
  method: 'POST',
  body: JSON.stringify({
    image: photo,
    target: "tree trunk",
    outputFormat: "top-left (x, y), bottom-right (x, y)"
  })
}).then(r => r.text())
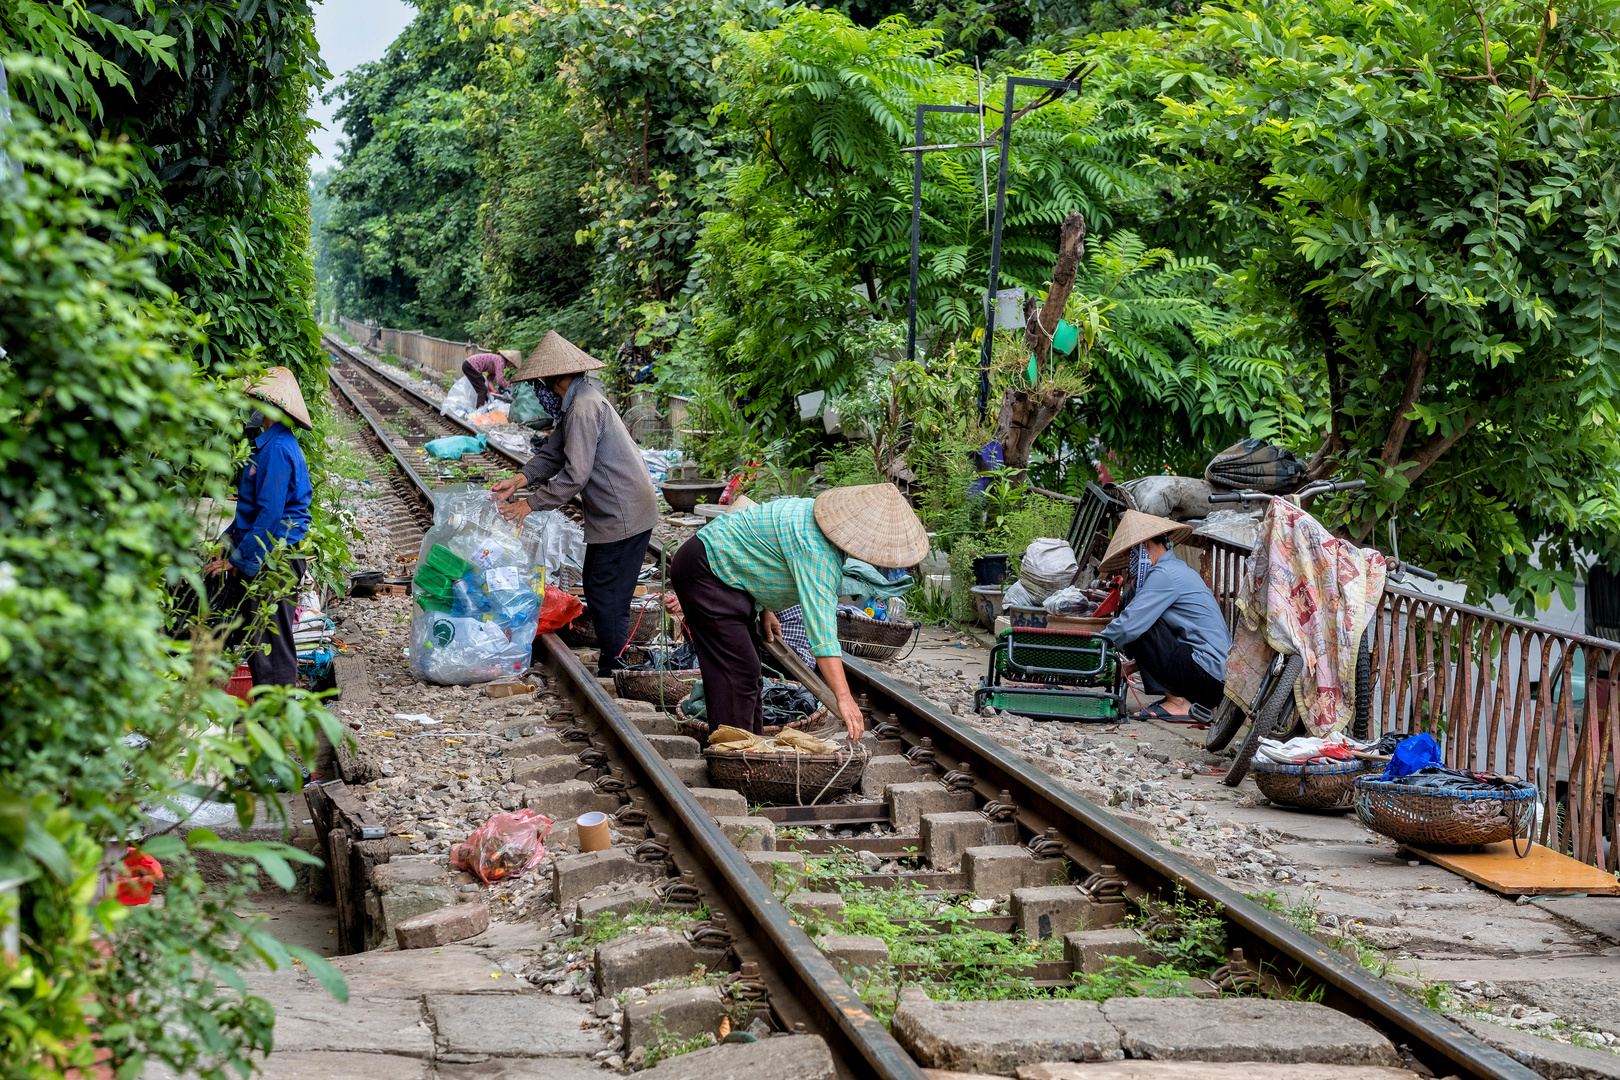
top-left (1024, 212), bottom-right (1087, 366)
top-left (997, 212), bottom-right (1086, 477)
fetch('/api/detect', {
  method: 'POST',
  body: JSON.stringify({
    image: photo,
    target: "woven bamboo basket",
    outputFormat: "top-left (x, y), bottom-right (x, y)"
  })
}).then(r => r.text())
top-left (1353, 776), bottom-right (1538, 847)
top-left (613, 669), bottom-right (701, 708)
top-left (702, 744), bottom-right (869, 805)
top-left (672, 698), bottom-right (827, 738)
top-left (1251, 758), bottom-right (1376, 810)
top-left (837, 610), bottom-right (920, 662)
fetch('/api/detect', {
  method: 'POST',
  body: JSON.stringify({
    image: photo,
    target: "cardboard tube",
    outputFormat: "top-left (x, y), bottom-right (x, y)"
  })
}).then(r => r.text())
top-left (576, 811), bottom-right (610, 853)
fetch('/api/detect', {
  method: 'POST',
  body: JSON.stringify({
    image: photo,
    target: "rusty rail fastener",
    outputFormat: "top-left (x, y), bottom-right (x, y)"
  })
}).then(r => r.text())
top-left (982, 789), bottom-right (1019, 822)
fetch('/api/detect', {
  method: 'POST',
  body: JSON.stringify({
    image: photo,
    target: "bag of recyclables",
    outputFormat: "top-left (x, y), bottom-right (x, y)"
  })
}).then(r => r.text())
top-left (409, 485), bottom-right (540, 684)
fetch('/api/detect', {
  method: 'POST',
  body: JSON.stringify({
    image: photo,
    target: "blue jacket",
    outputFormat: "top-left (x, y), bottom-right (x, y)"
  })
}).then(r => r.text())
top-left (228, 423), bottom-right (312, 575)
top-left (1098, 550), bottom-right (1231, 681)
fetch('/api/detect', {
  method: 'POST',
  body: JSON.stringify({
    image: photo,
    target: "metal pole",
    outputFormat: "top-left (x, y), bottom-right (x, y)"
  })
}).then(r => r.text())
top-left (906, 104), bottom-right (981, 365)
top-left (907, 105), bottom-right (925, 364)
top-left (978, 78), bottom-right (1017, 419)
top-left (975, 76), bottom-right (1086, 420)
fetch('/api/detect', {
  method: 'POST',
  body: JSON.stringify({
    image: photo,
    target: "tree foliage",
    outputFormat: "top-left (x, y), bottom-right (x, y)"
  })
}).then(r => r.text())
top-left (0, 99), bottom-right (346, 1080)
top-left (1145, 0), bottom-right (1620, 606)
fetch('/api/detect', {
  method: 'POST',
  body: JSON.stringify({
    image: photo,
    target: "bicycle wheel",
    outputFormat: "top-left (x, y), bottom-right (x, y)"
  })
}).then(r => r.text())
top-left (1352, 629), bottom-right (1372, 741)
top-left (1205, 697), bottom-right (1245, 752)
top-left (1224, 653), bottom-right (1303, 787)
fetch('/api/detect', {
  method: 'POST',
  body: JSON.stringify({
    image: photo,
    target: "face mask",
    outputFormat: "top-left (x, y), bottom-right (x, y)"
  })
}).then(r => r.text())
top-left (248, 408), bottom-right (265, 428)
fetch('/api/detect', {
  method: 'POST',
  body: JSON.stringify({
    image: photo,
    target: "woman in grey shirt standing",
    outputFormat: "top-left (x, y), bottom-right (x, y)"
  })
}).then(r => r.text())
top-left (490, 331), bottom-right (660, 676)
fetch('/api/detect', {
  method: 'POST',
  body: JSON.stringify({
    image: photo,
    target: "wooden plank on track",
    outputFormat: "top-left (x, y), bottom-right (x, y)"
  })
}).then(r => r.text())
top-left (1406, 841), bottom-right (1620, 896)
top-left (333, 653), bottom-right (373, 705)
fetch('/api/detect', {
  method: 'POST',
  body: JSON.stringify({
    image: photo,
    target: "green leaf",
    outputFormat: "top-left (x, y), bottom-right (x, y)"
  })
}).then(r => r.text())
top-left (286, 944), bottom-right (350, 1003)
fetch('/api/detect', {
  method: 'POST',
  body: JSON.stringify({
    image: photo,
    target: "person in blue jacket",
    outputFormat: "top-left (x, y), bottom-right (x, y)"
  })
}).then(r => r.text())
top-left (204, 367), bottom-right (314, 687)
top-left (1095, 510), bottom-right (1231, 721)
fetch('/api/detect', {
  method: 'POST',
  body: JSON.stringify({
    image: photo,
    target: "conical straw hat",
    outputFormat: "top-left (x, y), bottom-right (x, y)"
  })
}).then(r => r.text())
top-left (1099, 509), bottom-right (1194, 575)
top-left (813, 483), bottom-right (929, 567)
top-left (728, 494), bottom-right (758, 512)
top-left (247, 366), bottom-right (313, 430)
top-left (512, 331), bottom-right (605, 382)
top-left (499, 349), bottom-right (522, 367)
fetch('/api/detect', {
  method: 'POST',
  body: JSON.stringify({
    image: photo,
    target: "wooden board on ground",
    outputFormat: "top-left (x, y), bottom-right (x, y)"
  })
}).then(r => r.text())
top-left (332, 653), bottom-right (373, 706)
top-left (1405, 841), bottom-right (1620, 896)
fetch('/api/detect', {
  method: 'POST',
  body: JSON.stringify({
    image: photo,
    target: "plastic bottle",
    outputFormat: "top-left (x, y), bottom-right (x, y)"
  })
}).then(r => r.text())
top-left (452, 574), bottom-right (492, 619)
top-left (483, 565), bottom-right (539, 628)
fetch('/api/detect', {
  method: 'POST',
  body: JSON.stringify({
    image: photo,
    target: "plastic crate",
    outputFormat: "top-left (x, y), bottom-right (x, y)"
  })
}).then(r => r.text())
top-left (975, 685), bottom-right (1123, 722)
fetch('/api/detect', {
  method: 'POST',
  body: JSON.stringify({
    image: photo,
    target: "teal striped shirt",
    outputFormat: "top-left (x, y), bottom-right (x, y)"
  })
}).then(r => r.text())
top-left (698, 498), bottom-right (843, 657)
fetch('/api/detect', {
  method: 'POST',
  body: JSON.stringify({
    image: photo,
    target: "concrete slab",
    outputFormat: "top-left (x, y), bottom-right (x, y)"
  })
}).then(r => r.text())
top-left (893, 996), bottom-right (1123, 1072)
top-left (427, 993), bottom-right (603, 1057)
top-left (1537, 895), bottom-right (1620, 944)
top-left (921, 812), bottom-right (1018, 870)
top-left (258, 1053), bottom-right (433, 1080)
top-left (963, 847), bottom-right (1066, 899)
top-left (552, 847), bottom-right (660, 909)
top-left (1509, 977), bottom-right (1620, 1037)
top-left (437, 1059), bottom-right (605, 1080)
top-left (786, 892), bottom-right (845, 921)
top-left (320, 947), bottom-right (520, 997)
top-left (640, 1034), bottom-right (836, 1080)
top-left (646, 733), bottom-right (703, 760)
top-left (623, 985), bottom-right (727, 1051)
top-left (594, 927), bottom-right (700, 994)
top-left (1063, 929), bottom-right (1159, 974)
top-left (688, 787), bottom-right (749, 817)
top-left (576, 884), bottom-right (662, 927)
top-left (744, 849), bottom-right (807, 892)
top-left (713, 815), bottom-right (777, 852)
top-left (1408, 954), bottom-right (1620, 985)
top-left (819, 933), bottom-right (890, 977)
top-left (1015, 1065), bottom-right (1421, 1080)
top-left (862, 756), bottom-right (932, 797)
top-left (510, 755), bottom-right (583, 787)
top-left (1100, 998), bottom-right (1399, 1066)
top-left (890, 784), bottom-right (978, 831)
top-left (1457, 1016), bottom-right (1620, 1079)
top-left (1012, 887), bottom-right (1125, 939)
top-left (666, 758), bottom-right (711, 787)
top-left (268, 993), bottom-right (433, 1056)
top-left (396, 902), bottom-right (489, 949)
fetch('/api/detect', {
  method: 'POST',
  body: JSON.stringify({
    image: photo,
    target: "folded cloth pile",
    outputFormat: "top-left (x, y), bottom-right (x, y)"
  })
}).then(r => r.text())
top-left (294, 610), bottom-right (336, 688)
top-left (1255, 731), bottom-right (1370, 765)
top-left (840, 559), bottom-right (913, 617)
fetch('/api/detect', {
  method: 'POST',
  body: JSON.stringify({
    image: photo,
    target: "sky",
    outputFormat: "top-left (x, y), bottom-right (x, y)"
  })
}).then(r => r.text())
top-left (309, 0), bottom-right (417, 172)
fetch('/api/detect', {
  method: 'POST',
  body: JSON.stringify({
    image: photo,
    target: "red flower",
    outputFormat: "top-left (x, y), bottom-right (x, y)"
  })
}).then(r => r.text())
top-left (114, 848), bottom-right (163, 906)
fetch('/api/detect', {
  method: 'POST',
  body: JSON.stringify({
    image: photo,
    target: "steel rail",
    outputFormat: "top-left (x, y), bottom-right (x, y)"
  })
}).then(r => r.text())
top-left (838, 655), bottom-right (1537, 1080)
top-left (538, 634), bottom-right (927, 1080)
top-left (320, 344), bottom-right (1526, 1080)
top-left (328, 367), bottom-right (436, 506)
top-left (321, 333), bottom-right (531, 470)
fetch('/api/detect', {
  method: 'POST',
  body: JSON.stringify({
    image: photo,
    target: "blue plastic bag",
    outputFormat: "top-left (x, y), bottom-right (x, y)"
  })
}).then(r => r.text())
top-left (425, 433), bottom-right (488, 460)
top-left (1384, 732), bottom-right (1442, 777)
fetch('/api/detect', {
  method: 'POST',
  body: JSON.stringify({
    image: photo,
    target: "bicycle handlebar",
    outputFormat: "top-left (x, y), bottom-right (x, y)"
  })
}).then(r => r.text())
top-left (1208, 479), bottom-right (1367, 504)
top-left (1395, 562), bottom-right (1440, 582)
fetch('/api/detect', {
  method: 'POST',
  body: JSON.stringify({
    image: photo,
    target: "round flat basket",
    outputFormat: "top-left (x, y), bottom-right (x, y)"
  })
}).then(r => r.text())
top-left (673, 698), bottom-right (826, 738)
top-left (613, 669), bottom-right (701, 709)
top-left (1251, 758), bottom-right (1375, 810)
top-left (702, 744), bottom-right (869, 806)
top-left (837, 610), bottom-right (920, 662)
top-left (1354, 776), bottom-right (1538, 848)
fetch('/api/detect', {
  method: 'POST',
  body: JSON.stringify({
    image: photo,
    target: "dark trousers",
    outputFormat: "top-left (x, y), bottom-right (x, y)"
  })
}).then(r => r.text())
top-left (669, 536), bottom-right (765, 734)
top-left (585, 529), bottom-right (654, 677)
top-left (462, 360), bottom-right (490, 407)
top-left (208, 557), bottom-right (308, 688)
top-left (1119, 617), bottom-right (1225, 710)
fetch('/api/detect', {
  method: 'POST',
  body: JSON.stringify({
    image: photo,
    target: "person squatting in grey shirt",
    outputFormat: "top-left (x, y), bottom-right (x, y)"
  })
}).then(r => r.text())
top-left (1097, 520), bottom-right (1232, 721)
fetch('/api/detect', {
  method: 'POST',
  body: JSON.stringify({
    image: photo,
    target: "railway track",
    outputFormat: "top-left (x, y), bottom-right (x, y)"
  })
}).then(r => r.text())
top-left (320, 340), bottom-right (1534, 1080)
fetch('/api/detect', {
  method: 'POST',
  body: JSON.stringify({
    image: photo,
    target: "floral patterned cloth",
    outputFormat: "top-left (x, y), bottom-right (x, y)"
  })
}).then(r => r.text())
top-left (1223, 499), bottom-right (1387, 736)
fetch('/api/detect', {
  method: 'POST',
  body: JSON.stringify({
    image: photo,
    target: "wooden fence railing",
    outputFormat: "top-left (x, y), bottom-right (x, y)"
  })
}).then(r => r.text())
top-left (1196, 535), bottom-right (1617, 871)
top-left (338, 316), bottom-right (480, 374)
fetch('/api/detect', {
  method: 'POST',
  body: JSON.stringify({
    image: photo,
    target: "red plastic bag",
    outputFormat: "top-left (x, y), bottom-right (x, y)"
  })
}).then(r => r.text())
top-left (115, 847), bottom-right (163, 905)
top-left (534, 584), bottom-right (585, 635)
top-left (451, 809), bottom-right (553, 883)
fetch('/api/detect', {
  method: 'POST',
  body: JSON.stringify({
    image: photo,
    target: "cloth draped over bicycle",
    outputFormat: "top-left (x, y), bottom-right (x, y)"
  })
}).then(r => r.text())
top-left (1224, 499), bottom-right (1387, 737)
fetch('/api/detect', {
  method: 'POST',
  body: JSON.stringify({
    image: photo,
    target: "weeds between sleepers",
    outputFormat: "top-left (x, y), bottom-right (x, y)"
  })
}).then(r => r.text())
top-left (576, 903), bottom-right (711, 947)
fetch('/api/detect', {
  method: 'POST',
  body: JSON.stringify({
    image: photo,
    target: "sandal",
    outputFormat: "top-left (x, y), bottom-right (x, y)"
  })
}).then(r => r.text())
top-left (1129, 702), bottom-right (1208, 727)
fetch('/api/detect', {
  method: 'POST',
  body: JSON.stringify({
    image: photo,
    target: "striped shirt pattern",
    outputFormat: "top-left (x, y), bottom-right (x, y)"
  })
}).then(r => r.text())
top-left (698, 498), bottom-right (843, 657)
